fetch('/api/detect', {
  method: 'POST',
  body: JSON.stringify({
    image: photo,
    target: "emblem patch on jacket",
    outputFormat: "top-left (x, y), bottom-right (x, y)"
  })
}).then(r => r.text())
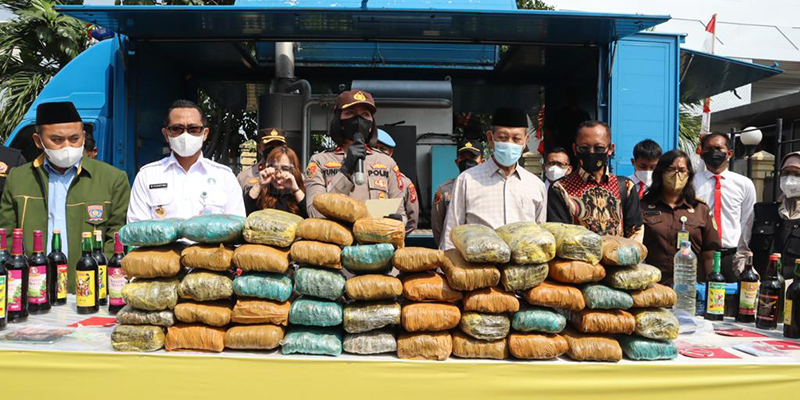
top-left (87, 205), bottom-right (104, 222)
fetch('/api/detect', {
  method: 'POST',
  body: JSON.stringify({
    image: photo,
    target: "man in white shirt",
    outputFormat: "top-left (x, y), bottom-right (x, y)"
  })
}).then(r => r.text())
top-left (127, 99), bottom-right (246, 222)
top-left (440, 107), bottom-right (547, 250)
top-left (628, 139), bottom-right (662, 199)
top-left (693, 132), bottom-right (756, 281)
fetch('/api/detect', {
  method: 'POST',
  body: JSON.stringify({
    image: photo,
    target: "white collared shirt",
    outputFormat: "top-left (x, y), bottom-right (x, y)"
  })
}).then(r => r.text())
top-left (628, 173), bottom-right (650, 193)
top-left (127, 153), bottom-right (246, 223)
top-left (440, 157), bottom-right (547, 250)
top-left (692, 168), bottom-right (756, 250)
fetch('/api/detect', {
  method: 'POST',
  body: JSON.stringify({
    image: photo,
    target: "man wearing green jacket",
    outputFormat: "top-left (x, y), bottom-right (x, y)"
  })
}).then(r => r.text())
top-left (0, 101), bottom-right (131, 293)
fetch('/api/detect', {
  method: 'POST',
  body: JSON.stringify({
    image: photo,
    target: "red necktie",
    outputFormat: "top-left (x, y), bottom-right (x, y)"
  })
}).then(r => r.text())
top-left (713, 175), bottom-right (723, 241)
top-left (638, 181), bottom-right (646, 199)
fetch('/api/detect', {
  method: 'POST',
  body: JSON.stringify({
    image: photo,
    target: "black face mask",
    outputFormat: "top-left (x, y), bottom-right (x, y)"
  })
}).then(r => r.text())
top-left (577, 152), bottom-right (608, 173)
top-left (341, 115), bottom-right (373, 142)
top-left (458, 159), bottom-right (478, 173)
top-left (702, 149), bottom-right (728, 169)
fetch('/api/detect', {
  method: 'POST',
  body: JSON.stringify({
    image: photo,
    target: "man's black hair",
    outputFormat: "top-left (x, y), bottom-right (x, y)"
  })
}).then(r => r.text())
top-left (84, 130), bottom-right (96, 150)
top-left (701, 132), bottom-right (732, 150)
top-left (633, 139), bottom-right (662, 160)
top-left (163, 99), bottom-right (207, 127)
top-left (575, 120), bottom-right (611, 140)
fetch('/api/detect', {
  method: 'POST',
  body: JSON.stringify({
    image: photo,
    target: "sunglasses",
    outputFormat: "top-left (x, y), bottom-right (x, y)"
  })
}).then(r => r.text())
top-left (166, 125), bottom-right (205, 136)
top-left (576, 146), bottom-right (608, 155)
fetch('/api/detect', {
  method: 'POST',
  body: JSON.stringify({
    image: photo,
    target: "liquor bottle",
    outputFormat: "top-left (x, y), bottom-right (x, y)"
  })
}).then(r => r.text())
top-left (777, 254), bottom-right (786, 322)
top-left (5, 229), bottom-right (28, 322)
top-left (27, 231), bottom-right (50, 314)
top-left (0, 229), bottom-right (9, 266)
top-left (0, 246), bottom-right (7, 330)
top-left (705, 251), bottom-right (726, 321)
top-left (76, 232), bottom-right (99, 314)
top-left (756, 254), bottom-right (782, 330)
top-left (784, 260), bottom-right (800, 338)
top-left (92, 230), bottom-right (108, 306)
top-left (47, 229), bottom-right (68, 306)
top-left (737, 253), bottom-right (759, 323)
top-left (107, 232), bottom-right (126, 314)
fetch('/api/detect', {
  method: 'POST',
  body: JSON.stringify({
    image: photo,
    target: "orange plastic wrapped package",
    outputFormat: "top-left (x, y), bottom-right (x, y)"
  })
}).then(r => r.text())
top-left (396, 332), bottom-right (452, 361)
top-left (345, 275), bottom-right (403, 301)
top-left (290, 241), bottom-right (342, 269)
top-left (230, 299), bottom-right (291, 325)
top-left (401, 302), bottom-right (461, 332)
top-left (564, 309), bottom-right (636, 334)
top-left (232, 244), bottom-right (291, 274)
top-left (562, 329), bottom-right (622, 362)
top-left (508, 333), bottom-right (569, 360)
top-left (402, 272), bottom-right (463, 303)
top-left (353, 218), bottom-right (405, 248)
top-left (165, 324), bottom-right (226, 353)
top-left (441, 249), bottom-right (500, 291)
top-left (523, 280), bottom-right (585, 311)
top-left (296, 218), bottom-right (354, 246)
top-left (174, 301), bottom-right (233, 327)
top-left (462, 287), bottom-right (520, 313)
top-left (312, 193), bottom-right (369, 223)
top-left (392, 247), bottom-right (445, 273)
top-left (180, 244), bottom-right (233, 272)
top-left (629, 283), bottom-right (678, 308)
top-left (451, 331), bottom-right (508, 360)
top-left (224, 325), bottom-right (285, 350)
top-left (601, 235), bottom-right (648, 266)
top-left (121, 245), bottom-right (183, 278)
top-left (548, 259), bottom-right (606, 284)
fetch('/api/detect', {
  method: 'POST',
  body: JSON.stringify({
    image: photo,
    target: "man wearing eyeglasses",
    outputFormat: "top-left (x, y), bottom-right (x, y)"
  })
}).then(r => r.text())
top-left (127, 99), bottom-right (246, 222)
top-left (236, 127), bottom-right (287, 194)
top-left (547, 120), bottom-right (644, 240)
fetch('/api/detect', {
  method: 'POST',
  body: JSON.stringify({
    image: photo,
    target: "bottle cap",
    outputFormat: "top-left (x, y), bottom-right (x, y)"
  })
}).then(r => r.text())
top-left (82, 232), bottom-right (92, 239)
top-left (33, 230), bottom-right (43, 253)
top-left (114, 232), bottom-right (123, 254)
top-left (53, 229), bottom-right (61, 234)
top-left (769, 254), bottom-right (779, 261)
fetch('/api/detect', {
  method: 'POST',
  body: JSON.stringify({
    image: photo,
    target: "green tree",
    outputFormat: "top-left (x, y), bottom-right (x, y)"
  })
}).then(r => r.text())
top-left (0, 0), bottom-right (88, 141)
top-left (516, 0), bottom-right (554, 10)
top-left (679, 101), bottom-right (702, 153)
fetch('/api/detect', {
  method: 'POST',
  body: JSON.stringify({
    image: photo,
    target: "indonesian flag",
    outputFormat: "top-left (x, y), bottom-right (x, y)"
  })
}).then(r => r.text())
top-left (700, 14), bottom-right (717, 135)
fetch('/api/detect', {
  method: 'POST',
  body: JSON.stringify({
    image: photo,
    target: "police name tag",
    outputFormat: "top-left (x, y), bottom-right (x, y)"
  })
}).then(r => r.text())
top-left (149, 183), bottom-right (168, 189)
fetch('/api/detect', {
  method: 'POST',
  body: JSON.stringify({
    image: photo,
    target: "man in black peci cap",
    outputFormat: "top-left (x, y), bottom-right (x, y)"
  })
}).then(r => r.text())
top-left (430, 139), bottom-right (484, 247)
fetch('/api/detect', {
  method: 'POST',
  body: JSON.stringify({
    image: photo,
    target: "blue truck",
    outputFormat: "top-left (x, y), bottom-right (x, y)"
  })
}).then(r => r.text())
top-left (5, 0), bottom-right (781, 235)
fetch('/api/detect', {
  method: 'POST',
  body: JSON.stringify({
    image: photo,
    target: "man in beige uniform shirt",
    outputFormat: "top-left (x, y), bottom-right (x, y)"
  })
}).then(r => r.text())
top-left (440, 108), bottom-right (547, 250)
top-left (431, 139), bottom-right (484, 247)
top-left (374, 129), bottom-right (418, 235)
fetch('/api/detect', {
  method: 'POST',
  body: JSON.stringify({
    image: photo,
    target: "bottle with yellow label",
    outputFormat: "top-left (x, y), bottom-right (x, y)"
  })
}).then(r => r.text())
top-left (76, 232), bottom-right (99, 314)
top-left (784, 260), bottom-right (800, 338)
top-left (705, 251), bottom-right (725, 321)
top-left (92, 230), bottom-right (108, 306)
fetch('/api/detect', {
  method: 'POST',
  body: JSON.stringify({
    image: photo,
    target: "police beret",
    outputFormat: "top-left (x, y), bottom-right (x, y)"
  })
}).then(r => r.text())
top-left (336, 90), bottom-right (376, 113)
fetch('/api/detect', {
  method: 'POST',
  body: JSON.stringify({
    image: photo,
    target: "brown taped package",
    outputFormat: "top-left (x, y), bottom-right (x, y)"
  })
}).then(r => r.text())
top-left (345, 275), bottom-right (403, 301)
top-left (462, 287), bottom-right (520, 313)
top-left (224, 325), bottom-right (285, 350)
top-left (392, 247), bottom-right (445, 273)
top-left (402, 272), bottom-right (463, 303)
top-left (401, 302), bottom-right (461, 332)
top-left (629, 283), bottom-right (678, 308)
top-left (548, 259), bottom-right (606, 284)
top-left (296, 218), bottom-right (354, 246)
top-left (313, 193), bottom-right (369, 223)
top-left (396, 332), bottom-right (452, 361)
top-left (180, 244), bottom-right (234, 272)
top-left (523, 280), bottom-right (585, 311)
top-left (353, 218), bottom-right (405, 248)
top-left (174, 301), bottom-right (233, 327)
top-left (508, 333), bottom-right (569, 360)
top-left (601, 235), bottom-right (648, 266)
top-left (451, 331), bottom-right (508, 360)
top-left (232, 244), bottom-right (290, 273)
top-left (441, 249), bottom-right (500, 291)
top-left (165, 324), bottom-right (226, 352)
top-left (290, 241), bottom-right (342, 269)
top-left (564, 309), bottom-right (636, 334)
top-left (121, 245), bottom-right (182, 278)
top-left (231, 299), bottom-right (291, 325)
top-left (562, 329), bottom-right (622, 362)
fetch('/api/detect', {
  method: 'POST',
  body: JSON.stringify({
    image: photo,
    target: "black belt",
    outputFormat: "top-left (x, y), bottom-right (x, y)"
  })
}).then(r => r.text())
top-left (720, 248), bottom-right (737, 256)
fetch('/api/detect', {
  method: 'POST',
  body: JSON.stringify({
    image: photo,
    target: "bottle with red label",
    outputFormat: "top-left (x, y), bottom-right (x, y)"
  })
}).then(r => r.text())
top-left (47, 229), bottom-right (68, 306)
top-left (0, 229), bottom-right (9, 266)
top-left (736, 253), bottom-right (759, 323)
top-left (756, 254), bottom-right (781, 330)
top-left (5, 229), bottom-right (29, 322)
top-left (107, 232), bottom-right (126, 314)
top-left (27, 230), bottom-right (50, 314)
top-left (0, 242), bottom-right (7, 330)
top-left (92, 230), bottom-right (108, 306)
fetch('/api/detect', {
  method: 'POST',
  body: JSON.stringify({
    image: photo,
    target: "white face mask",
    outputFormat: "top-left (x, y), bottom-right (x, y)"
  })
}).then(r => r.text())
top-left (168, 132), bottom-right (205, 158)
top-left (545, 165), bottom-right (567, 182)
top-left (634, 170), bottom-right (654, 186)
top-left (780, 175), bottom-right (800, 198)
top-left (39, 139), bottom-right (83, 169)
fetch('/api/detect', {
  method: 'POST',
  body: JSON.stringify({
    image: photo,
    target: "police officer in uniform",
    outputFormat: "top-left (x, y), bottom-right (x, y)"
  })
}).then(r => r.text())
top-left (305, 90), bottom-right (405, 220)
top-left (431, 140), bottom-right (483, 246)
top-left (237, 127), bottom-right (287, 194)
top-left (375, 129), bottom-right (418, 234)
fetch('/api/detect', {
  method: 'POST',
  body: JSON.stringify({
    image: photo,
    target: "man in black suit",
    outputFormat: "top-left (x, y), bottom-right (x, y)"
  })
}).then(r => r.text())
top-left (0, 144), bottom-right (26, 193)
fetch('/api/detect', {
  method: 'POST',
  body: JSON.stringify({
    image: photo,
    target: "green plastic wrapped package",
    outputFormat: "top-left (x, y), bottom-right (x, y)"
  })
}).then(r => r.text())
top-left (243, 209), bottom-right (304, 248)
top-left (119, 219), bottom-right (183, 246)
top-left (618, 335), bottom-right (678, 361)
top-left (177, 271), bottom-right (233, 302)
top-left (233, 272), bottom-right (293, 302)
top-left (632, 308), bottom-right (680, 340)
top-left (294, 267), bottom-right (346, 301)
top-left (495, 222), bottom-right (556, 264)
top-left (581, 284), bottom-right (634, 310)
top-left (604, 264), bottom-right (662, 290)
top-left (116, 305), bottom-right (175, 327)
top-left (180, 214), bottom-right (245, 244)
top-left (121, 277), bottom-right (180, 311)
top-left (511, 307), bottom-right (567, 333)
top-left (341, 243), bottom-right (395, 274)
top-left (111, 325), bottom-right (165, 352)
top-left (540, 223), bottom-right (603, 264)
top-left (281, 327), bottom-right (343, 357)
top-left (343, 330), bottom-right (397, 355)
top-left (459, 312), bottom-right (510, 341)
top-left (501, 263), bottom-right (548, 292)
top-left (451, 225), bottom-right (511, 263)
top-left (343, 302), bottom-right (401, 333)
top-left (289, 298), bottom-right (344, 327)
